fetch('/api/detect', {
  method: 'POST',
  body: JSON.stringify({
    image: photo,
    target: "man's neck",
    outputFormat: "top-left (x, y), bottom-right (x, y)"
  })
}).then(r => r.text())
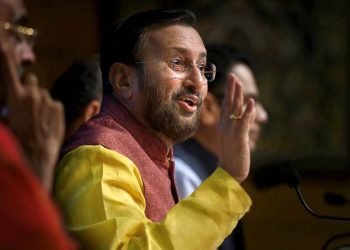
top-left (114, 94), bottom-right (174, 154)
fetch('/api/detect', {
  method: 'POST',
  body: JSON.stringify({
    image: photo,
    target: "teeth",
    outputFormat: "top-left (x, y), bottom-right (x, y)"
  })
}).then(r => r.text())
top-left (185, 99), bottom-right (194, 106)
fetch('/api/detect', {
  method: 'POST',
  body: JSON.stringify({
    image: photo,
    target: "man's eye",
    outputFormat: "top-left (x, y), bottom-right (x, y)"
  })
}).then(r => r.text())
top-left (8, 31), bottom-right (22, 43)
top-left (197, 63), bottom-right (206, 72)
top-left (170, 58), bottom-right (185, 71)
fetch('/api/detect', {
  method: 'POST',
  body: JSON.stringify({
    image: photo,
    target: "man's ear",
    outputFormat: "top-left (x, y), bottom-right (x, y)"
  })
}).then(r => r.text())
top-left (200, 92), bottom-right (220, 126)
top-left (83, 100), bottom-right (101, 122)
top-left (109, 63), bottom-right (133, 99)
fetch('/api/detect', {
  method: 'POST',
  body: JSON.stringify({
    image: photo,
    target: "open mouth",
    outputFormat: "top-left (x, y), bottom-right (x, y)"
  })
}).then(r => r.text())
top-left (177, 95), bottom-right (200, 113)
top-left (183, 98), bottom-right (196, 107)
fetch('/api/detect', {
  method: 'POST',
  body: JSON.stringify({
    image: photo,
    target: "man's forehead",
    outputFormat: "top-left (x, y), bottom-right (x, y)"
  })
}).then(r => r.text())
top-left (145, 24), bottom-right (206, 58)
top-left (0, 0), bottom-right (27, 22)
top-left (167, 46), bottom-right (207, 59)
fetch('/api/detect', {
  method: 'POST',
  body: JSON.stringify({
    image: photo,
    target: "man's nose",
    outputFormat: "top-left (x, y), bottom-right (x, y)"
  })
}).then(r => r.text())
top-left (16, 42), bottom-right (36, 65)
top-left (256, 102), bottom-right (268, 123)
top-left (183, 65), bottom-right (206, 92)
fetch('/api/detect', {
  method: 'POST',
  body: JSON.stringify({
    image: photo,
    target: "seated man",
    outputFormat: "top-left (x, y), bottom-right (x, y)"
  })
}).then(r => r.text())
top-left (0, 0), bottom-right (76, 248)
top-left (174, 43), bottom-right (268, 249)
top-left (54, 9), bottom-right (256, 249)
top-left (51, 55), bottom-right (102, 140)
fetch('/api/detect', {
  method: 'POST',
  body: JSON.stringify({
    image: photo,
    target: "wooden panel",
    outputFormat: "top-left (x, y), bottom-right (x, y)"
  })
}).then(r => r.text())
top-left (26, 0), bottom-right (100, 87)
top-left (242, 176), bottom-right (350, 250)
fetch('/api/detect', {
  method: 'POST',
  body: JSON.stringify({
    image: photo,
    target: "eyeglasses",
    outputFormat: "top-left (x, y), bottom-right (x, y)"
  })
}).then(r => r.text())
top-left (0, 22), bottom-right (38, 48)
top-left (135, 58), bottom-right (216, 83)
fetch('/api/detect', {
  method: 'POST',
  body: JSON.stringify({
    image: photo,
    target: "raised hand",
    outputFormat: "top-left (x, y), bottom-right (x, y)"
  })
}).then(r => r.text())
top-left (0, 39), bottom-right (65, 191)
top-left (217, 73), bottom-right (256, 183)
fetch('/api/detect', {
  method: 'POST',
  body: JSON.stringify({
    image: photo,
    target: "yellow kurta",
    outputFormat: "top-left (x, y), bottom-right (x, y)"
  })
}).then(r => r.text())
top-left (55, 145), bottom-right (252, 250)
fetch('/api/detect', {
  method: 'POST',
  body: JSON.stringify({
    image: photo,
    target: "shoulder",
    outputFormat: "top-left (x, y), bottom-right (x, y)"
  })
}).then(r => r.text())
top-left (0, 122), bottom-right (23, 163)
top-left (61, 112), bottom-right (131, 156)
top-left (174, 157), bottom-right (201, 183)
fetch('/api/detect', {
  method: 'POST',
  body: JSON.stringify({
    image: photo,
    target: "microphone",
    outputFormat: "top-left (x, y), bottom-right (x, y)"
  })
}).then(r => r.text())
top-left (324, 192), bottom-right (348, 206)
top-left (254, 160), bottom-right (300, 188)
top-left (254, 160), bottom-right (350, 222)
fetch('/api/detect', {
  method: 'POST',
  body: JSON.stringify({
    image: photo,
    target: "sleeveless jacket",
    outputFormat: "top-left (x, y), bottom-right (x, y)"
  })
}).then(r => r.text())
top-left (61, 95), bottom-right (178, 222)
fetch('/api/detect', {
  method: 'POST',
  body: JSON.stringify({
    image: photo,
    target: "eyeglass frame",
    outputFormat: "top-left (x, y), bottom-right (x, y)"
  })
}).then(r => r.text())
top-left (135, 58), bottom-right (217, 83)
top-left (0, 21), bottom-right (38, 47)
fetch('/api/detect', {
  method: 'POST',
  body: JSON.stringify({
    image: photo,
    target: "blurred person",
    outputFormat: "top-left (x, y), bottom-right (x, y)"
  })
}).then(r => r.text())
top-left (0, 0), bottom-right (76, 249)
top-left (51, 55), bottom-right (103, 140)
top-left (54, 9), bottom-right (256, 249)
top-left (0, 0), bottom-right (60, 191)
top-left (174, 43), bottom-right (268, 249)
top-left (175, 43), bottom-right (268, 197)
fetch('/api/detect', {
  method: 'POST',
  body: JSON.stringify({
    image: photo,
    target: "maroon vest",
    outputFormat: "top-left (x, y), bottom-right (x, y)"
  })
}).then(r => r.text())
top-left (61, 95), bottom-right (178, 222)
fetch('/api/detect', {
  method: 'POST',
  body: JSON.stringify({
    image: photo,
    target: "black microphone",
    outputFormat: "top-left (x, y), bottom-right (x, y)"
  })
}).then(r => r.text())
top-left (324, 192), bottom-right (348, 206)
top-left (254, 160), bottom-right (300, 188)
top-left (254, 160), bottom-right (350, 222)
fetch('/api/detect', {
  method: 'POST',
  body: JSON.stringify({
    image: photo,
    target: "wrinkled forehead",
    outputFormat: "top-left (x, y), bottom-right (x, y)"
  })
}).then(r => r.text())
top-left (141, 24), bottom-right (206, 60)
top-left (0, 0), bottom-right (27, 22)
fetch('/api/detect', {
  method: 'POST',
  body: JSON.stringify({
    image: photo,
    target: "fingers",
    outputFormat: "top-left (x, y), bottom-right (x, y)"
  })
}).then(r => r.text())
top-left (222, 74), bottom-right (236, 109)
top-left (221, 73), bottom-right (243, 120)
top-left (52, 101), bottom-right (65, 145)
top-left (240, 98), bottom-right (256, 133)
top-left (23, 72), bottom-right (39, 87)
top-left (36, 92), bottom-right (65, 190)
top-left (231, 79), bottom-right (243, 118)
top-left (217, 73), bottom-right (257, 183)
top-left (39, 88), bottom-right (65, 142)
top-left (38, 89), bottom-right (52, 133)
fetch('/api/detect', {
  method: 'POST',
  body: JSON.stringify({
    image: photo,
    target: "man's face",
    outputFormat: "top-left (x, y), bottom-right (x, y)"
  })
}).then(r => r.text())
top-left (0, 0), bottom-right (35, 67)
top-left (231, 63), bottom-right (268, 151)
top-left (0, 0), bottom-right (36, 108)
top-left (135, 24), bottom-right (208, 144)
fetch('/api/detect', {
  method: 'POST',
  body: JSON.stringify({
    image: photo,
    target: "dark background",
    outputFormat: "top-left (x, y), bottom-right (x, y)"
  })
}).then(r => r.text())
top-left (26, 0), bottom-right (350, 249)
top-left (26, 0), bottom-right (350, 160)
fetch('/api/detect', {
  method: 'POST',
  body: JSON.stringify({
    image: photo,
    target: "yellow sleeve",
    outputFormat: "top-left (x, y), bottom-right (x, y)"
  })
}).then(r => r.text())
top-left (54, 145), bottom-right (251, 250)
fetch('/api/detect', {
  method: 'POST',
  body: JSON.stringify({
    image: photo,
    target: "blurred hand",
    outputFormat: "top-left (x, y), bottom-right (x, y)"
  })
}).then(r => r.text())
top-left (0, 39), bottom-right (65, 191)
top-left (217, 74), bottom-right (256, 183)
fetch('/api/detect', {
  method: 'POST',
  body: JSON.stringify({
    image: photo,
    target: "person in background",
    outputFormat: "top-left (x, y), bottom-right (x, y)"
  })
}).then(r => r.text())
top-left (54, 9), bottom-right (256, 249)
top-left (0, 0), bottom-right (76, 249)
top-left (174, 43), bottom-right (268, 250)
top-left (51, 55), bottom-right (103, 140)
